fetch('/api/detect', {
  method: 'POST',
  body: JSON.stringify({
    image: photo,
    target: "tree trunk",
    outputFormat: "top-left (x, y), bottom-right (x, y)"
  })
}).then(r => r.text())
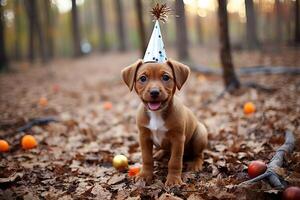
top-left (245, 0), bottom-right (260, 49)
top-left (97, 0), bottom-right (109, 52)
top-left (24, 0), bottom-right (35, 62)
top-left (175, 0), bottom-right (189, 60)
top-left (275, 0), bottom-right (282, 43)
top-left (114, 0), bottom-right (127, 52)
top-left (217, 0), bottom-right (240, 89)
top-left (24, 0), bottom-right (47, 63)
top-left (0, 0), bottom-right (7, 70)
top-left (14, 0), bottom-right (21, 60)
top-left (71, 0), bottom-right (82, 57)
top-left (195, 14), bottom-right (203, 45)
top-left (295, 0), bottom-right (300, 44)
top-left (134, 0), bottom-right (146, 56)
top-left (44, 0), bottom-right (54, 59)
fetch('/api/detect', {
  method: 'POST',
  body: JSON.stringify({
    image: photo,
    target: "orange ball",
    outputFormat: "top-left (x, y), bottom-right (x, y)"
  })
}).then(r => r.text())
top-left (0, 140), bottom-right (9, 152)
top-left (128, 165), bottom-right (141, 177)
top-left (103, 101), bottom-right (113, 110)
top-left (243, 102), bottom-right (256, 115)
top-left (39, 97), bottom-right (48, 107)
top-left (21, 135), bottom-right (37, 150)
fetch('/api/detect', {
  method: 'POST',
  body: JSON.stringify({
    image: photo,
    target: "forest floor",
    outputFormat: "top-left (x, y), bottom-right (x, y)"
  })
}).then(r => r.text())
top-left (0, 46), bottom-right (300, 200)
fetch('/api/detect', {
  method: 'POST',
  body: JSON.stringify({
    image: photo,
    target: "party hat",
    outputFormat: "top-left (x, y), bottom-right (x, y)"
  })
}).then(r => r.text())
top-left (143, 3), bottom-right (171, 63)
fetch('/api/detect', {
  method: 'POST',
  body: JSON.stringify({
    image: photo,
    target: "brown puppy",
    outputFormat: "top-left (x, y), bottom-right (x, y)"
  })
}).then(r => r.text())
top-left (121, 59), bottom-right (207, 187)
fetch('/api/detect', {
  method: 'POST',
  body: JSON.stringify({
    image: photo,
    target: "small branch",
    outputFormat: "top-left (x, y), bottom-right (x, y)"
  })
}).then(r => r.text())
top-left (239, 131), bottom-right (295, 189)
top-left (192, 65), bottom-right (300, 76)
top-left (239, 171), bottom-right (272, 185)
top-left (1, 117), bottom-right (58, 138)
top-left (17, 117), bottom-right (58, 132)
top-left (239, 66), bottom-right (300, 75)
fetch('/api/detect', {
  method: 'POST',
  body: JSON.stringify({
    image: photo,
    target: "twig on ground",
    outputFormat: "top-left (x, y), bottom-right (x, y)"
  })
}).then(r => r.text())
top-left (192, 65), bottom-right (300, 76)
top-left (239, 131), bottom-right (295, 189)
top-left (1, 117), bottom-right (58, 138)
top-left (17, 117), bottom-right (58, 132)
top-left (239, 66), bottom-right (300, 75)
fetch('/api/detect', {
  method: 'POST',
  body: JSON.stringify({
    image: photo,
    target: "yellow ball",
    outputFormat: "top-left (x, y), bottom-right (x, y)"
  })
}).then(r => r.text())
top-left (112, 155), bottom-right (128, 171)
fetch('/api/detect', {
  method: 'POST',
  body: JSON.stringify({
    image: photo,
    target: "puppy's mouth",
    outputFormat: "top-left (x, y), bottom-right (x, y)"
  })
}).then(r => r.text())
top-left (145, 99), bottom-right (169, 111)
top-left (147, 101), bottom-right (162, 111)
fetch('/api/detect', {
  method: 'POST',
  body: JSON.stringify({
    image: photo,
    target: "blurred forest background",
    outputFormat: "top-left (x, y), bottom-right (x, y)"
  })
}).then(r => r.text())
top-left (0, 0), bottom-right (299, 68)
top-left (1, 1), bottom-right (300, 199)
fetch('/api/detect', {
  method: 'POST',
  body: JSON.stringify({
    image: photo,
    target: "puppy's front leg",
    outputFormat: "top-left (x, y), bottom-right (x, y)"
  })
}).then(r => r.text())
top-left (165, 135), bottom-right (185, 187)
top-left (136, 126), bottom-right (153, 184)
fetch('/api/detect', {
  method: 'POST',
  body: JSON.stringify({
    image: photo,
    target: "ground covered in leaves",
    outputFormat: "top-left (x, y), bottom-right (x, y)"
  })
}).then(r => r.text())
top-left (0, 47), bottom-right (300, 199)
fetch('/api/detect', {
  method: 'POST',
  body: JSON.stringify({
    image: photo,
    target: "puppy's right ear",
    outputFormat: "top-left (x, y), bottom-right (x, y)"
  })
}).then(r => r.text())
top-left (121, 59), bottom-right (143, 91)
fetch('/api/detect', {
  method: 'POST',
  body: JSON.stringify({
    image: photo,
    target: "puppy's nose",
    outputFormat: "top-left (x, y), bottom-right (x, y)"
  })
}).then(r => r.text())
top-left (150, 88), bottom-right (160, 99)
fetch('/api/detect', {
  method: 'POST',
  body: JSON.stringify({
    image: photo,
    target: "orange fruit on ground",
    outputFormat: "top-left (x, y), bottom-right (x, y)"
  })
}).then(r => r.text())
top-left (39, 97), bottom-right (48, 107)
top-left (103, 101), bottom-right (113, 110)
top-left (0, 140), bottom-right (9, 152)
top-left (247, 160), bottom-right (267, 178)
top-left (21, 135), bottom-right (37, 150)
top-left (243, 102), bottom-right (256, 115)
top-left (128, 165), bottom-right (141, 177)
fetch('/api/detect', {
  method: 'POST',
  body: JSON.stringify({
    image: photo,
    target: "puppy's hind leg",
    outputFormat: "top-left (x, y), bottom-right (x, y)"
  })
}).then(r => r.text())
top-left (187, 123), bottom-right (208, 172)
top-left (154, 149), bottom-right (166, 161)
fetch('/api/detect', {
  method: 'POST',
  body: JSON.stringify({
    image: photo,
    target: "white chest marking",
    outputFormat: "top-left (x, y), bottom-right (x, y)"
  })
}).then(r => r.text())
top-left (145, 111), bottom-right (168, 146)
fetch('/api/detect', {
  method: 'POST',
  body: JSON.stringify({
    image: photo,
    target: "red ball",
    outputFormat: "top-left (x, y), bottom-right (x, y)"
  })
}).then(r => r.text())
top-left (247, 160), bottom-right (267, 178)
top-left (282, 186), bottom-right (300, 200)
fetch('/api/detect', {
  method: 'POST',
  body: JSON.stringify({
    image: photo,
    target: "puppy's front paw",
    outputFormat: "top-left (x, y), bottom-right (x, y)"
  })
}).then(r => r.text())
top-left (165, 174), bottom-right (183, 187)
top-left (134, 171), bottom-right (153, 184)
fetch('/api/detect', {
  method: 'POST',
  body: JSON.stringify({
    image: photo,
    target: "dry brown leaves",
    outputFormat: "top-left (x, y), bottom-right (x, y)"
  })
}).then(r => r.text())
top-left (0, 49), bottom-right (300, 199)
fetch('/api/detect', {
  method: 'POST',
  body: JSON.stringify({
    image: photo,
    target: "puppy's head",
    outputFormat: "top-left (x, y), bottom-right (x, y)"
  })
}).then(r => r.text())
top-left (121, 59), bottom-right (190, 111)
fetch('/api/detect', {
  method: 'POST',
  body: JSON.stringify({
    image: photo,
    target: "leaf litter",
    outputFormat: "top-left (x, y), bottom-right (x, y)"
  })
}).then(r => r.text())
top-left (0, 50), bottom-right (300, 199)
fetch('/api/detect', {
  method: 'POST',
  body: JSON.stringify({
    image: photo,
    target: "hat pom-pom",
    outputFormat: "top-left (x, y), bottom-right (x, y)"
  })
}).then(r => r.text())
top-left (150, 3), bottom-right (172, 23)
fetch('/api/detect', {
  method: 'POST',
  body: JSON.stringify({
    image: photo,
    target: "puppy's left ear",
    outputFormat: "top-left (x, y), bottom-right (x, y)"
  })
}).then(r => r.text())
top-left (121, 59), bottom-right (143, 91)
top-left (167, 59), bottom-right (190, 90)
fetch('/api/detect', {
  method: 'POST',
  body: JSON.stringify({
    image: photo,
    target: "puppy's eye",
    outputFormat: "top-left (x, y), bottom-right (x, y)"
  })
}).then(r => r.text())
top-left (162, 74), bottom-right (170, 81)
top-left (139, 75), bottom-right (147, 83)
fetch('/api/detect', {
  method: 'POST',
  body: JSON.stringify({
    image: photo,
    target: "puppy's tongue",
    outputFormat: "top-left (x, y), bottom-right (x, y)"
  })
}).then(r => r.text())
top-left (148, 102), bottom-right (161, 111)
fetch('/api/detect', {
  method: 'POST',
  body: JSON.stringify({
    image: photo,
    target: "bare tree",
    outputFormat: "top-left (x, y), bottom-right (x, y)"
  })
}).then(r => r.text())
top-left (195, 14), bottom-right (203, 45)
top-left (175, 0), bottom-right (189, 60)
top-left (295, 0), bottom-right (300, 44)
top-left (14, 0), bottom-right (21, 60)
top-left (275, 0), bottom-right (282, 43)
top-left (97, 0), bottom-right (109, 52)
top-left (25, 1), bottom-right (35, 62)
top-left (135, 0), bottom-right (146, 55)
top-left (217, 0), bottom-right (240, 90)
top-left (0, 0), bottom-right (7, 70)
top-left (71, 0), bottom-right (82, 57)
top-left (245, 0), bottom-right (260, 49)
top-left (24, 0), bottom-right (47, 63)
top-left (44, 0), bottom-right (54, 59)
top-left (114, 0), bottom-right (127, 52)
